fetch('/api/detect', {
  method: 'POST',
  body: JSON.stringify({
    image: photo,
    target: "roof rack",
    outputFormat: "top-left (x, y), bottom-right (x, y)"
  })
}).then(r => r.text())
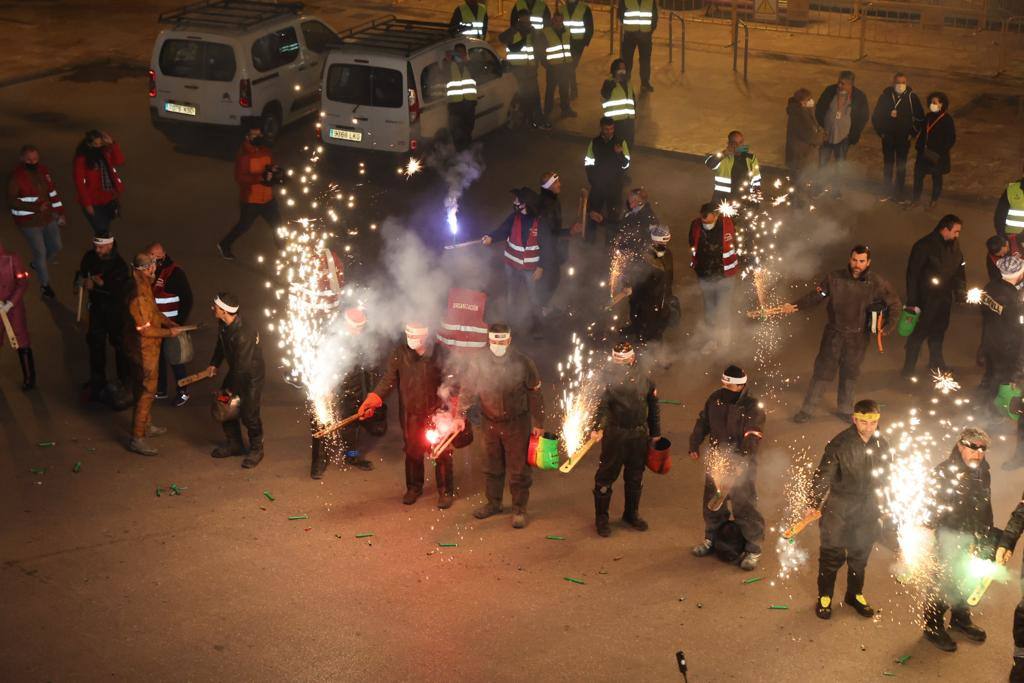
top-left (158, 0), bottom-right (304, 30)
top-left (331, 15), bottom-right (455, 56)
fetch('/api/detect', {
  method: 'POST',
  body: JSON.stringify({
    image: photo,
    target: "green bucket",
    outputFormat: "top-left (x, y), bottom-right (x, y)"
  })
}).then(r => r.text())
top-left (897, 308), bottom-right (920, 337)
top-left (995, 384), bottom-right (1022, 420)
top-left (528, 432), bottom-right (560, 469)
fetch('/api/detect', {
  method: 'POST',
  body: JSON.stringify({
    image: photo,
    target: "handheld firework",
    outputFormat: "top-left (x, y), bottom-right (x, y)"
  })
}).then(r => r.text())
top-left (557, 334), bottom-right (602, 474)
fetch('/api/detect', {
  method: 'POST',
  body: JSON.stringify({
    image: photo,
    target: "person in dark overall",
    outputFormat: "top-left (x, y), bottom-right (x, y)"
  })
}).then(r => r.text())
top-left (622, 225), bottom-right (674, 343)
top-left (77, 234), bottom-right (132, 405)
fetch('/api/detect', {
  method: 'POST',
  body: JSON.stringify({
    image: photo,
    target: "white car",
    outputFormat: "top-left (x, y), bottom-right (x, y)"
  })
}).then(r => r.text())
top-left (148, 1), bottom-right (338, 138)
top-left (319, 16), bottom-right (518, 155)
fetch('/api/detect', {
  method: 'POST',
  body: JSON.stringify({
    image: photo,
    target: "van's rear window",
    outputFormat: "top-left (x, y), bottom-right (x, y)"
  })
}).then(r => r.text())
top-left (159, 40), bottom-right (236, 82)
top-left (325, 64), bottom-right (403, 108)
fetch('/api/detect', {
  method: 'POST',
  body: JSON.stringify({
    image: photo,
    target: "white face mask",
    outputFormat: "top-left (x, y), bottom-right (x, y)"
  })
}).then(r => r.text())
top-left (406, 335), bottom-right (424, 350)
top-left (489, 344), bottom-right (508, 357)
top-left (803, 98), bottom-right (814, 108)
top-left (702, 222), bottom-right (715, 230)
top-left (894, 83), bottom-right (907, 94)
top-left (930, 102), bottom-right (942, 113)
top-left (653, 246), bottom-right (667, 257)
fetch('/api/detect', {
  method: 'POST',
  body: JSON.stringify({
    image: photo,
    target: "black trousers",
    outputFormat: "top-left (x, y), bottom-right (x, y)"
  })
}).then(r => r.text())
top-left (512, 70), bottom-right (541, 123)
top-left (881, 135), bottom-right (911, 198)
top-left (903, 298), bottom-right (952, 374)
top-left (482, 414), bottom-right (532, 509)
top-left (594, 426), bottom-right (647, 493)
top-left (702, 469), bottom-right (765, 553)
top-left (156, 344), bottom-right (187, 395)
top-left (818, 542), bottom-right (873, 598)
top-left (801, 329), bottom-right (870, 415)
top-left (569, 42), bottom-right (585, 94)
top-left (403, 413), bottom-right (454, 494)
top-left (913, 162), bottom-right (944, 202)
top-left (614, 119), bottom-right (636, 151)
top-left (223, 378), bottom-right (264, 446)
top-left (620, 32), bottom-right (652, 86)
top-left (448, 101), bottom-right (477, 151)
top-left (82, 201), bottom-right (119, 237)
top-left (86, 305), bottom-right (130, 388)
top-left (1014, 570), bottom-right (1024, 655)
top-left (586, 181), bottom-right (623, 244)
top-left (543, 64), bottom-right (571, 116)
top-left (221, 200), bottom-right (282, 250)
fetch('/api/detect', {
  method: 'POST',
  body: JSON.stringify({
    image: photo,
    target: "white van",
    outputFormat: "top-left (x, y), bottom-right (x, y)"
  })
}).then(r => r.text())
top-left (149, 1), bottom-right (338, 138)
top-left (319, 16), bottom-right (518, 155)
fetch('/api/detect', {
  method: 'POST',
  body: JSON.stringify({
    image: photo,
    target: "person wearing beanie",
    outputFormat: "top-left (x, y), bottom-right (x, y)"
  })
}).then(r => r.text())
top-left (784, 245), bottom-right (901, 424)
top-left (590, 341), bottom-right (660, 537)
top-left (0, 239), bottom-right (34, 389)
top-left (359, 323), bottom-right (460, 509)
top-left (77, 234), bottom-right (132, 405)
top-left (978, 253), bottom-right (1024, 415)
top-left (462, 323), bottom-right (544, 528)
top-left (622, 224), bottom-right (674, 342)
top-left (806, 399), bottom-right (890, 620)
top-left (310, 307), bottom-right (379, 479)
top-left (207, 292), bottom-right (266, 468)
top-left (125, 252), bottom-right (185, 456)
top-left (689, 364), bottom-right (766, 570)
top-left (922, 427), bottom-right (993, 652)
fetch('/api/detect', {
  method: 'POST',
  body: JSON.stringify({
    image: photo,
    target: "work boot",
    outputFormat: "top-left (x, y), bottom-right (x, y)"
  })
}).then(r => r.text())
top-left (739, 552), bottom-right (762, 571)
top-left (344, 452), bottom-right (374, 471)
top-left (1011, 657), bottom-right (1024, 683)
top-left (511, 507), bottom-right (528, 529)
top-left (310, 448), bottom-right (328, 480)
top-left (792, 410), bottom-right (812, 424)
top-left (692, 538), bottom-right (714, 557)
top-left (437, 490), bottom-right (454, 510)
top-left (622, 485), bottom-right (648, 531)
top-left (402, 488), bottom-right (421, 505)
top-left (473, 501), bottom-right (503, 519)
top-left (18, 348), bottom-right (35, 390)
top-left (844, 593), bottom-right (875, 618)
top-left (216, 242), bottom-right (236, 261)
top-left (950, 615), bottom-right (986, 642)
top-left (211, 441), bottom-right (246, 458)
top-left (128, 437), bottom-right (158, 456)
top-left (923, 625), bottom-right (957, 652)
top-left (642, 83), bottom-right (654, 92)
top-left (815, 595), bottom-right (832, 620)
top-left (147, 425), bottom-right (167, 437)
top-left (174, 391), bottom-right (190, 407)
top-left (242, 438), bottom-right (264, 468)
top-left (594, 486), bottom-right (612, 537)
top-left (41, 284), bottom-right (56, 300)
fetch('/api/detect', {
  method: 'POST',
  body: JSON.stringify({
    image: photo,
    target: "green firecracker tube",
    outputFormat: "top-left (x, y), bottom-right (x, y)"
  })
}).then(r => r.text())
top-left (564, 577), bottom-right (585, 585)
top-left (288, 514), bottom-right (309, 521)
top-left (742, 576), bottom-right (763, 585)
top-left (438, 542), bottom-right (458, 547)
top-left (546, 535), bottom-right (566, 540)
top-left (658, 399), bottom-right (681, 405)
top-left (30, 467), bottom-right (46, 475)
top-left (37, 441), bottom-right (55, 447)
top-left (355, 532), bottom-right (374, 538)
top-left (768, 605), bottom-right (788, 610)
top-left (73, 461), bottom-right (82, 473)
top-left (263, 491), bottom-right (275, 501)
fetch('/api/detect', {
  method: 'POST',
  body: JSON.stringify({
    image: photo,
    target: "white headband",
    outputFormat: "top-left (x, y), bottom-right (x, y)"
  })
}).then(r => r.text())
top-left (612, 348), bottom-right (635, 362)
top-left (722, 373), bottom-right (747, 385)
top-left (93, 236), bottom-right (114, 245)
top-left (488, 332), bottom-right (511, 342)
top-left (542, 174), bottom-right (559, 190)
top-left (405, 324), bottom-right (428, 336)
top-left (214, 296), bottom-right (239, 314)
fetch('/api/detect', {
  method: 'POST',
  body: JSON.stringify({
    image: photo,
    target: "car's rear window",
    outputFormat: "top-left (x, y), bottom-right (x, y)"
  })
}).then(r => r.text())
top-left (325, 64), bottom-right (403, 108)
top-left (159, 39), bottom-right (236, 81)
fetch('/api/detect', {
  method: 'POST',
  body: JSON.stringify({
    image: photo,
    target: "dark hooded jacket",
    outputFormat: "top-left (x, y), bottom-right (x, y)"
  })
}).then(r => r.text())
top-left (595, 362), bottom-right (660, 436)
top-left (688, 386), bottom-right (765, 459)
top-left (931, 447), bottom-right (993, 537)
top-left (811, 425), bottom-right (890, 547)
top-left (905, 228), bottom-right (966, 310)
top-left (794, 266), bottom-right (901, 336)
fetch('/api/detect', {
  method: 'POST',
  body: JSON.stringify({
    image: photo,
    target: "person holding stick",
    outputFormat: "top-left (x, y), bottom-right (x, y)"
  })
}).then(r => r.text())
top-left (0, 239), bottom-right (33, 389)
top-left (688, 365), bottom-right (766, 570)
top-left (78, 235), bottom-right (132, 405)
top-left (591, 341), bottom-right (660, 537)
top-left (807, 399), bottom-right (891, 619)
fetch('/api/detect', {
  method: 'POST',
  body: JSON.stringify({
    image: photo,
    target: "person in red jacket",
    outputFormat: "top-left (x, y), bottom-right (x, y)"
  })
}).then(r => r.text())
top-left (7, 145), bottom-right (64, 299)
top-left (217, 118), bottom-right (283, 260)
top-left (72, 130), bottom-right (124, 236)
top-left (0, 240), bottom-right (35, 389)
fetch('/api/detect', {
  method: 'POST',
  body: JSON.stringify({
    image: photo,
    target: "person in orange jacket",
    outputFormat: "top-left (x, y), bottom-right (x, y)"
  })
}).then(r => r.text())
top-left (217, 118), bottom-right (283, 260)
top-left (125, 252), bottom-right (185, 456)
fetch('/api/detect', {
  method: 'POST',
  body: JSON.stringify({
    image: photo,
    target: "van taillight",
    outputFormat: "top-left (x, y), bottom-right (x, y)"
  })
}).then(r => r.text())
top-left (408, 88), bottom-right (420, 124)
top-left (147, 69), bottom-right (156, 97)
top-left (410, 139), bottom-right (418, 151)
top-left (239, 79), bottom-right (252, 108)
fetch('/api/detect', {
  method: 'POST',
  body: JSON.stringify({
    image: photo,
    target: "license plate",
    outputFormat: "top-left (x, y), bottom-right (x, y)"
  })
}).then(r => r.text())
top-left (330, 128), bottom-right (362, 142)
top-left (165, 102), bottom-right (197, 116)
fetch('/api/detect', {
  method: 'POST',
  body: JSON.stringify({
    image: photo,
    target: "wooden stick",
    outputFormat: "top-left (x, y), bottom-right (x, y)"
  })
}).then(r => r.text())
top-left (781, 509), bottom-right (822, 539)
top-left (707, 482), bottom-right (730, 512)
top-left (174, 324), bottom-right (201, 333)
top-left (428, 429), bottom-right (459, 460)
top-left (745, 305), bottom-right (789, 320)
top-left (312, 413), bottom-right (361, 439)
top-left (75, 286), bottom-right (84, 323)
top-left (0, 309), bottom-right (19, 350)
top-left (606, 288), bottom-right (632, 309)
top-left (443, 239), bottom-right (481, 251)
top-left (966, 575), bottom-right (994, 606)
top-left (559, 434), bottom-right (601, 473)
top-left (177, 366), bottom-right (215, 388)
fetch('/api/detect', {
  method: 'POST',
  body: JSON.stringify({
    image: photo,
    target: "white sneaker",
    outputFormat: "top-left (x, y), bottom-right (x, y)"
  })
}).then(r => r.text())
top-left (740, 552), bottom-right (762, 570)
top-left (692, 538), bottom-right (714, 557)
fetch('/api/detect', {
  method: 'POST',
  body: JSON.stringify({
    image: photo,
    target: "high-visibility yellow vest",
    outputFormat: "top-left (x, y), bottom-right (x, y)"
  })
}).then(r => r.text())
top-left (542, 26), bottom-right (572, 64)
top-left (710, 154), bottom-right (761, 194)
top-left (584, 139), bottom-right (631, 170)
top-left (446, 62), bottom-right (478, 102)
top-left (515, 0), bottom-right (547, 30)
top-left (559, 2), bottom-right (588, 39)
top-left (602, 81), bottom-right (636, 120)
top-left (1006, 182), bottom-right (1024, 235)
top-left (622, 0), bottom-right (654, 33)
top-left (456, 3), bottom-right (487, 38)
top-left (505, 32), bottom-right (536, 65)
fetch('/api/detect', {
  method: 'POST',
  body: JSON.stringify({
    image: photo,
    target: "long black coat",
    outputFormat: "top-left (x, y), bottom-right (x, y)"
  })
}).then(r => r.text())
top-left (905, 228), bottom-right (966, 310)
top-left (785, 97), bottom-right (822, 175)
top-left (980, 277), bottom-right (1022, 361)
top-left (870, 86), bottom-right (924, 141)
top-left (915, 111), bottom-right (956, 175)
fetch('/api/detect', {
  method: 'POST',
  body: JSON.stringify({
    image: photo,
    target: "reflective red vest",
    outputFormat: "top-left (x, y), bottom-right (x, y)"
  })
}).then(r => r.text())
top-left (153, 263), bottom-right (181, 319)
top-left (503, 213), bottom-right (541, 270)
top-left (437, 288), bottom-right (488, 350)
top-left (689, 216), bottom-right (739, 277)
top-left (9, 163), bottom-right (65, 227)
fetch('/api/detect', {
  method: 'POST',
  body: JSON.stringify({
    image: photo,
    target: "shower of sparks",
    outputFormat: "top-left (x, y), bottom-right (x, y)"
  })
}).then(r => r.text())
top-left (704, 444), bottom-right (744, 497)
top-left (609, 249), bottom-right (629, 297)
top-left (445, 196), bottom-right (459, 236)
top-left (932, 370), bottom-right (961, 395)
top-left (402, 157), bottom-right (423, 178)
top-left (773, 446), bottom-right (817, 580)
top-left (966, 287), bottom-right (983, 304)
top-left (558, 334), bottom-right (601, 458)
top-left (717, 199), bottom-right (738, 218)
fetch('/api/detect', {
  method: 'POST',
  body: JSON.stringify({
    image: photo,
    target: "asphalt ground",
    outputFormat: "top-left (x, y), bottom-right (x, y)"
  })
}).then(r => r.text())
top-left (0, 65), bottom-right (1017, 682)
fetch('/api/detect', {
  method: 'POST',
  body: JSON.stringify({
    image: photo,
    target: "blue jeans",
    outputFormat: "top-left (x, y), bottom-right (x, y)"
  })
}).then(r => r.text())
top-left (19, 219), bottom-right (62, 287)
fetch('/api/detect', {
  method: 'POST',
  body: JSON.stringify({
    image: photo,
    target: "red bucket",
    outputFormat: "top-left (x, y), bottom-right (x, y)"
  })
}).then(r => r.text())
top-left (646, 437), bottom-right (672, 474)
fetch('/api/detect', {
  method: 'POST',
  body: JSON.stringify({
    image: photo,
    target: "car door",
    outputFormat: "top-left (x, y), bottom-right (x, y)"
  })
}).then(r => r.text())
top-left (297, 19), bottom-right (337, 115)
top-left (416, 57), bottom-right (449, 143)
top-left (249, 24), bottom-right (304, 126)
top-left (322, 58), bottom-right (408, 152)
top-left (154, 36), bottom-right (239, 125)
top-left (466, 46), bottom-right (507, 137)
